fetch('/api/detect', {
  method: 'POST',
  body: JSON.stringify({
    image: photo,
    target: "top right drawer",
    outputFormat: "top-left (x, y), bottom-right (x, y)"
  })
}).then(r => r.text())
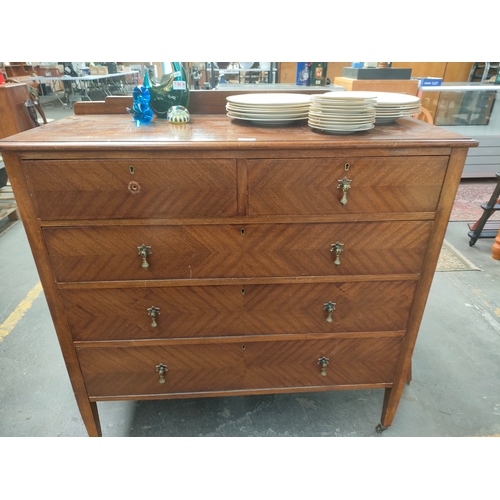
top-left (247, 156), bottom-right (448, 216)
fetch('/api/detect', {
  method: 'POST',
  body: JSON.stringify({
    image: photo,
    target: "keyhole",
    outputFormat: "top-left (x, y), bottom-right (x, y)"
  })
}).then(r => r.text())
top-left (130, 166), bottom-right (135, 174)
top-left (242, 345), bottom-right (246, 350)
top-left (345, 163), bottom-right (350, 171)
top-left (241, 288), bottom-right (245, 294)
top-left (241, 228), bottom-right (245, 236)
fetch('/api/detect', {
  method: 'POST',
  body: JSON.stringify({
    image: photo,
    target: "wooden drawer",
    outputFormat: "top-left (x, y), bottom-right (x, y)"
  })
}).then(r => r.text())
top-left (62, 281), bottom-right (416, 341)
top-left (22, 159), bottom-right (238, 220)
top-left (77, 336), bottom-right (403, 398)
top-left (247, 156), bottom-right (449, 215)
top-left (44, 221), bottom-right (432, 282)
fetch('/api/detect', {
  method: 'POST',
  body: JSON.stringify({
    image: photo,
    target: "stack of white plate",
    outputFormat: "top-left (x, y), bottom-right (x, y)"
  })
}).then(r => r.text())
top-left (308, 93), bottom-right (377, 134)
top-left (320, 91), bottom-right (421, 124)
top-left (226, 93), bottom-right (311, 125)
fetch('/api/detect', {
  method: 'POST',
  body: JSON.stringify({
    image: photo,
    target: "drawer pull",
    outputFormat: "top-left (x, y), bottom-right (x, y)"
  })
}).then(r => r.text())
top-left (147, 306), bottom-right (160, 327)
top-left (138, 244), bottom-right (152, 269)
top-left (128, 180), bottom-right (141, 194)
top-left (337, 176), bottom-right (352, 206)
top-left (156, 363), bottom-right (168, 384)
top-left (323, 301), bottom-right (336, 323)
top-left (330, 241), bottom-right (344, 266)
top-left (317, 356), bottom-right (329, 377)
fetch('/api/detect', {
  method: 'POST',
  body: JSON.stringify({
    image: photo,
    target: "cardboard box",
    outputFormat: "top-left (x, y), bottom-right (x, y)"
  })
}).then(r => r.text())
top-left (89, 66), bottom-right (108, 76)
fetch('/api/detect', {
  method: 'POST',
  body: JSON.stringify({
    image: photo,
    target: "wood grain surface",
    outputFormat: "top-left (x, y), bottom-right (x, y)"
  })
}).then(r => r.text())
top-left (77, 336), bottom-right (403, 398)
top-left (61, 280), bottom-right (417, 341)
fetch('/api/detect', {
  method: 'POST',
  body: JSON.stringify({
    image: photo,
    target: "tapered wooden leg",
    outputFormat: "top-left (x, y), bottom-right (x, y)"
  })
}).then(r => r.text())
top-left (78, 400), bottom-right (102, 437)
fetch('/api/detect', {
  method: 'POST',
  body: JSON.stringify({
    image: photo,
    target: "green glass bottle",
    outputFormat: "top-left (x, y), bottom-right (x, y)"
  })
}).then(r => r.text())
top-left (143, 62), bottom-right (190, 119)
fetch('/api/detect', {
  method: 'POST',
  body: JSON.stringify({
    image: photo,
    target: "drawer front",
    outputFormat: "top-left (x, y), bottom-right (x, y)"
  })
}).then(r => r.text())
top-left (44, 225), bottom-right (244, 282)
top-left (62, 281), bottom-right (416, 341)
top-left (77, 337), bottom-right (403, 397)
top-left (44, 221), bottom-right (432, 282)
top-left (23, 159), bottom-right (238, 220)
top-left (247, 156), bottom-right (449, 215)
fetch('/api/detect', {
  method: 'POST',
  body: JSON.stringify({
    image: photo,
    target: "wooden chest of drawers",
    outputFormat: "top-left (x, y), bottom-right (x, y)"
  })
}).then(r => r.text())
top-left (0, 113), bottom-right (476, 436)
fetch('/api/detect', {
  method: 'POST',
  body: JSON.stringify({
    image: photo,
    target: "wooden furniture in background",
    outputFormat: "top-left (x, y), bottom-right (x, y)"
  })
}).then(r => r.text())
top-left (73, 89), bottom-right (335, 116)
top-left (4, 63), bottom-right (34, 78)
top-left (0, 95), bottom-right (476, 436)
top-left (0, 83), bottom-right (37, 140)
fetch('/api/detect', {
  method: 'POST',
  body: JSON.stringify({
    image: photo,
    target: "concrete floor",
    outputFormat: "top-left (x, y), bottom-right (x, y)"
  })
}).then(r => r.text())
top-left (1, 97), bottom-right (500, 437)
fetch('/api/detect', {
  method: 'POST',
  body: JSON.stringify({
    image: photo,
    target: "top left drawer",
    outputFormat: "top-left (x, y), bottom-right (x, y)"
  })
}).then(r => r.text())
top-left (22, 159), bottom-right (238, 220)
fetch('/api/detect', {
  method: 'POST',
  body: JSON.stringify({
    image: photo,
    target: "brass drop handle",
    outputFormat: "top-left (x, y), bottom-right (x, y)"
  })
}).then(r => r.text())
top-left (318, 356), bottom-right (329, 377)
top-left (330, 242), bottom-right (344, 266)
top-left (156, 363), bottom-right (168, 384)
top-left (324, 301), bottom-right (336, 323)
top-left (147, 306), bottom-right (160, 327)
top-left (138, 244), bottom-right (152, 269)
top-left (337, 176), bottom-right (352, 206)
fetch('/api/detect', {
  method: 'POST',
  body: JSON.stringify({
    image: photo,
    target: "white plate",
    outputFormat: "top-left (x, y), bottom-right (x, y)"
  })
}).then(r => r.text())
top-left (319, 91), bottom-right (420, 105)
top-left (226, 93), bottom-right (312, 105)
top-left (308, 116), bottom-right (375, 125)
top-left (228, 113), bottom-right (307, 125)
top-left (228, 111), bottom-right (308, 120)
top-left (309, 106), bottom-right (376, 114)
top-left (227, 106), bottom-right (310, 115)
top-left (309, 110), bottom-right (376, 118)
top-left (227, 110), bottom-right (308, 120)
top-left (309, 123), bottom-right (375, 134)
top-left (312, 93), bottom-right (376, 102)
top-left (308, 119), bottom-right (374, 130)
top-left (227, 102), bottom-right (310, 110)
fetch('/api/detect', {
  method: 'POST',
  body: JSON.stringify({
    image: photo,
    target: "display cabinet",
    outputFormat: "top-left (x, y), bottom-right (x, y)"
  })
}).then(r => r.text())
top-left (419, 83), bottom-right (500, 178)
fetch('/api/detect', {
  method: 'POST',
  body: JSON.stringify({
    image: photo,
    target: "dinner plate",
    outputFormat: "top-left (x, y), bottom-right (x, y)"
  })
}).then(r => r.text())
top-left (228, 112), bottom-right (308, 120)
top-left (308, 121), bottom-right (374, 131)
top-left (308, 123), bottom-right (375, 134)
top-left (309, 110), bottom-right (376, 118)
top-left (226, 93), bottom-right (312, 105)
top-left (227, 102), bottom-right (310, 111)
top-left (312, 93), bottom-right (376, 101)
top-left (318, 91), bottom-right (420, 105)
top-left (227, 108), bottom-right (309, 116)
top-left (308, 116), bottom-right (375, 125)
top-left (227, 113), bottom-right (307, 125)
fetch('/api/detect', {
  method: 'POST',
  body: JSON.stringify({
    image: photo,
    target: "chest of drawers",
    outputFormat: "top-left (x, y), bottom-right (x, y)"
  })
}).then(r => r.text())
top-left (0, 112), bottom-right (476, 436)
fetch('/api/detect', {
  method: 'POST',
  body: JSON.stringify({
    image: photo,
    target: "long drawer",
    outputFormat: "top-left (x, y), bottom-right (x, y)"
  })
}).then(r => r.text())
top-left (77, 336), bottom-right (403, 398)
top-left (44, 221), bottom-right (433, 282)
top-left (22, 158), bottom-right (238, 220)
top-left (62, 281), bottom-right (416, 341)
top-left (247, 156), bottom-right (449, 215)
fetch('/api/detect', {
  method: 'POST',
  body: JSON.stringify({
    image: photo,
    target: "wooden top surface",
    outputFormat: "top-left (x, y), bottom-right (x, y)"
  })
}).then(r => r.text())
top-left (0, 113), bottom-right (478, 152)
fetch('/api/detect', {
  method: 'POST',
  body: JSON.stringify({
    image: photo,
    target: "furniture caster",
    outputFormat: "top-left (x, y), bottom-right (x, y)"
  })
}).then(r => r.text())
top-left (375, 423), bottom-right (388, 434)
